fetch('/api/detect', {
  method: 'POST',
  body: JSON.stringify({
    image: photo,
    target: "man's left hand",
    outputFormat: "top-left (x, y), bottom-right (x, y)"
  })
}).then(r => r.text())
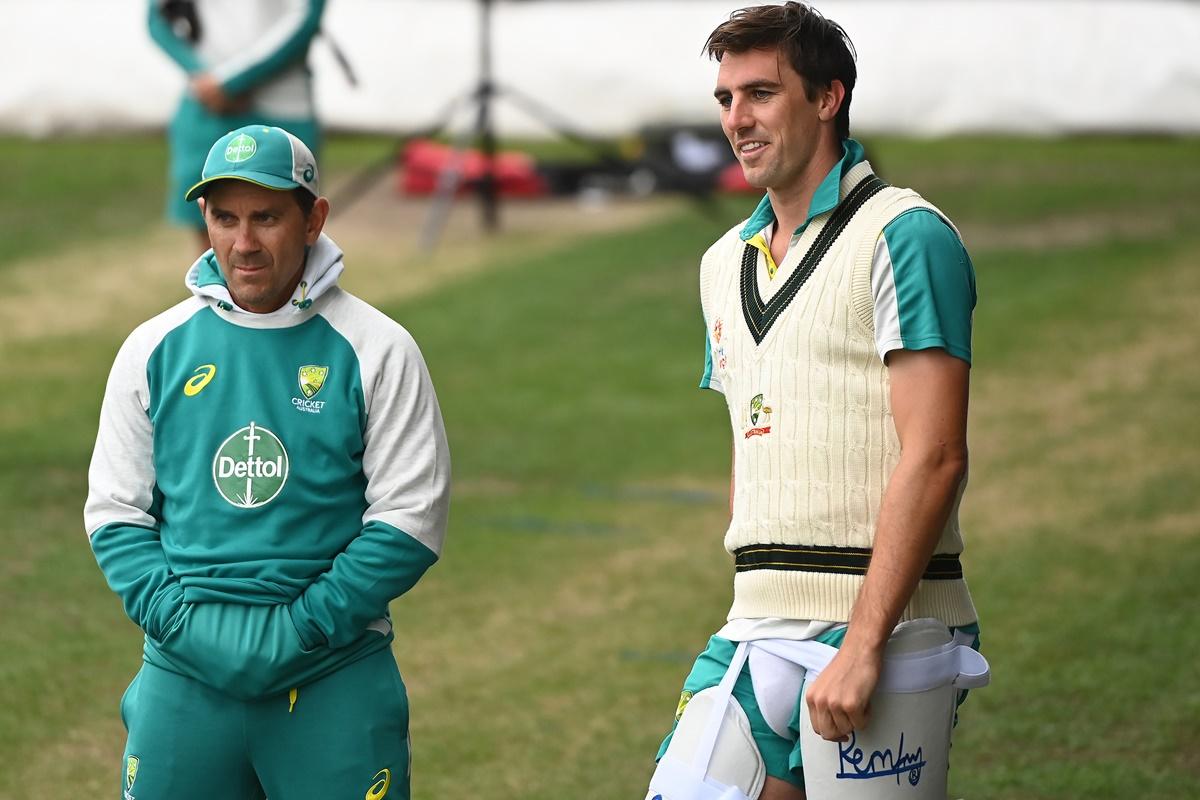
top-left (804, 643), bottom-right (884, 741)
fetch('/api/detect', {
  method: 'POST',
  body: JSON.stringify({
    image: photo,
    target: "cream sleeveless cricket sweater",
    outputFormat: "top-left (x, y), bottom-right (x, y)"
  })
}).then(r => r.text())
top-left (700, 161), bottom-right (977, 626)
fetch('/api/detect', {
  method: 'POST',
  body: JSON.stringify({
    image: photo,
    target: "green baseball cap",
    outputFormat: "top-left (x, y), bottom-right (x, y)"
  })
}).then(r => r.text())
top-left (185, 124), bottom-right (319, 202)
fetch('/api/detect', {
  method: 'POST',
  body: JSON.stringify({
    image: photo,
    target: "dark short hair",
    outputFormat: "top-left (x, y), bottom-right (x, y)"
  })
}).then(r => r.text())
top-left (705, 2), bottom-right (857, 139)
top-left (292, 188), bottom-right (316, 217)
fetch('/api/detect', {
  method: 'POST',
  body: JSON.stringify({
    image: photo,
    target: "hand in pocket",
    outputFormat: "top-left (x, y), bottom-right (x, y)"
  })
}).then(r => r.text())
top-left (151, 603), bottom-right (317, 699)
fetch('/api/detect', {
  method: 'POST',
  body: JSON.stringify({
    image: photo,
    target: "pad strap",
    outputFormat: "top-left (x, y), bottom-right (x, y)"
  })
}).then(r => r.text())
top-left (693, 641), bottom-right (751, 773)
top-left (748, 637), bottom-right (990, 693)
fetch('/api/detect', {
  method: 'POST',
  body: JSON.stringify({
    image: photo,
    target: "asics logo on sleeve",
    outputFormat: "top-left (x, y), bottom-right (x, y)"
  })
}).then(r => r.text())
top-left (183, 364), bottom-right (217, 396)
top-left (365, 768), bottom-right (391, 799)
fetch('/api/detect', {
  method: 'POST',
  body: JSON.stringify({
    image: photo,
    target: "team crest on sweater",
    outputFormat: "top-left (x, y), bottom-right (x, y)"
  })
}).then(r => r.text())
top-left (293, 364), bottom-right (329, 414)
top-left (298, 364), bottom-right (328, 398)
top-left (744, 393), bottom-right (773, 438)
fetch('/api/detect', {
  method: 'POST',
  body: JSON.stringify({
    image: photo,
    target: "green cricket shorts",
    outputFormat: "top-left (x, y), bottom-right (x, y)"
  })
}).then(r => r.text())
top-left (119, 646), bottom-right (409, 800)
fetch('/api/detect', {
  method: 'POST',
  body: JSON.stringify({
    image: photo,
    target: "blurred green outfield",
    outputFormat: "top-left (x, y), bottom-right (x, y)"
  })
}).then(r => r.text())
top-left (1, 134), bottom-right (1198, 799)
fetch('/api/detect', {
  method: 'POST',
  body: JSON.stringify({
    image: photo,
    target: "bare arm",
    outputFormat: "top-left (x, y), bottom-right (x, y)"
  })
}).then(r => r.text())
top-left (805, 348), bottom-right (970, 741)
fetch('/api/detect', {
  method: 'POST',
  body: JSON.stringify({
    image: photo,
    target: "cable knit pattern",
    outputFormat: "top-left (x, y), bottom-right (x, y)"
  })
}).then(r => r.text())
top-left (700, 161), bottom-right (977, 626)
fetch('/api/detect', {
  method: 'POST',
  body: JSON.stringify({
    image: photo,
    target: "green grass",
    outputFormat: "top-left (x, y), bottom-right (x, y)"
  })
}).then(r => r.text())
top-left (0, 131), bottom-right (625, 270)
top-left (1, 136), bottom-right (1199, 798)
top-left (0, 136), bottom-right (167, 267)
top-left (864, 135), bottom-right (1200, 223)
top-left (0, 133), bottom-right (401, 268)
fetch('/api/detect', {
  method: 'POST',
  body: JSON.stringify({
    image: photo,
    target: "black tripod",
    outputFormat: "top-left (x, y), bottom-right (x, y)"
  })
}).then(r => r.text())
top-left (331, 0), bottom-right (621, 249)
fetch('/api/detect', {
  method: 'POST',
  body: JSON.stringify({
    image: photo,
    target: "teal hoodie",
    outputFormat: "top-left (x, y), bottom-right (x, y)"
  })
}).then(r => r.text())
top-left (85, 235), bottom-right (450, 698)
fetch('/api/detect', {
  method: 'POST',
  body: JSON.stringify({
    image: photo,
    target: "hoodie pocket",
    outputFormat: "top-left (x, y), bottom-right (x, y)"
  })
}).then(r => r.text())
top-left (149, 603), bottom-right (320, 700)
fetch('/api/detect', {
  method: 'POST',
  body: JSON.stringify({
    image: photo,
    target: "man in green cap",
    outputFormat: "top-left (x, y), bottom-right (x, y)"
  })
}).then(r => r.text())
top-left (86, 124), bottom-right (451, 800)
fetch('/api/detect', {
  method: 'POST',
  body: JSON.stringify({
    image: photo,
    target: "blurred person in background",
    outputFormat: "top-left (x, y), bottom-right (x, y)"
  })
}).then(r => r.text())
top-left (149, 0), bottom-right (326, 254)
top-left (85, 125), bottom-right (450, 800)
top-left (645, 3), bottom-right (982, 799)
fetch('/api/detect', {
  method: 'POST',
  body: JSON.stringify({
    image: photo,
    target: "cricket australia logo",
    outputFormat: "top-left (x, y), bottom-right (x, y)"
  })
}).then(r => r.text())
top-left (293, 364), bottom-right (329, 414)
top-left (212, 422), bottom-right (289, 507)
top-left (674, 690), bottom-right (694, 722)
top-left (298, 365), bottom-right (328, 398)
top-left (744, 393), bottom-right (773, 438)
top-left (124, 755), bottom-right (139, 800)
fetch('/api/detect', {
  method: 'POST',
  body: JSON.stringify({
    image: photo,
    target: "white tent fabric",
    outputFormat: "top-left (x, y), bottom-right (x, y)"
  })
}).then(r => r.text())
top-left (1, 0), bottom-right (1197, 136)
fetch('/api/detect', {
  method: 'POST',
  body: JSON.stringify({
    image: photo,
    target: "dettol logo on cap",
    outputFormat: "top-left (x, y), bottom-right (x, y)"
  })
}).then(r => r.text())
top-left (224, 133), bottom-right (257, 163)
top-left (212, 421), bottom-right (289, 508)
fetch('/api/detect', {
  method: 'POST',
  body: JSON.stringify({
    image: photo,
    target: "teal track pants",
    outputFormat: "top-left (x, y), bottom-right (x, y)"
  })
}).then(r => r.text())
top-left (119, 647), bottom-right (409, 799)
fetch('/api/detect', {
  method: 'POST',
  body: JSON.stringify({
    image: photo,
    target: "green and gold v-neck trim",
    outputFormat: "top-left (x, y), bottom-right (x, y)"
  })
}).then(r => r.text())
top-left (739, 172), bottom-right (888, 345)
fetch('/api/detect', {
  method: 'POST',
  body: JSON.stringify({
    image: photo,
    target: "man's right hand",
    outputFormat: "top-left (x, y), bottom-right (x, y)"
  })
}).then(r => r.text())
top-left (804, 638), bottom-right (884, 741)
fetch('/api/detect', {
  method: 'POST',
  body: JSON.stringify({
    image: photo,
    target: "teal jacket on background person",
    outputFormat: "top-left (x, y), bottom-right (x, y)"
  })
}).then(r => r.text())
top-left (148, 0), bottom-right (325, 112)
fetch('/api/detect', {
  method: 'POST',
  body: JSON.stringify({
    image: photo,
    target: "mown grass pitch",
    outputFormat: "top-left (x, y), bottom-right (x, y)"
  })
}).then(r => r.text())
top-left (1, 135), bottom-right (1198, 799)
